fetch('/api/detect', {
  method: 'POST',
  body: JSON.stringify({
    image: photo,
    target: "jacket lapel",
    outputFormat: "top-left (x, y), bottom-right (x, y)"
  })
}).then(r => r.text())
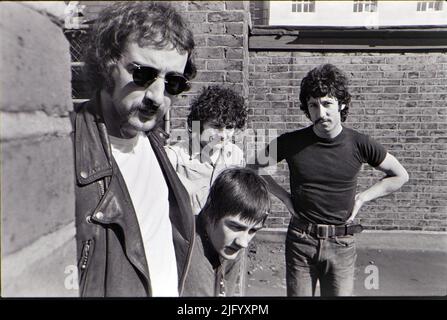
top-left (148, 129), bottom-right (194, 241)
top-left (92, 164), bottom-right (151, 287)
top-left (148, 129), bottom-right (195, 294)
top-left (75, 95), bottom-right (112, 185)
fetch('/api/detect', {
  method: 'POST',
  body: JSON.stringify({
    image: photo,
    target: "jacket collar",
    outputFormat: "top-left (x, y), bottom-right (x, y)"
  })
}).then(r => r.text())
top-left (75, 92), bottom-right (113, 185)
top-left (196, 214), bottom-right (221, 269)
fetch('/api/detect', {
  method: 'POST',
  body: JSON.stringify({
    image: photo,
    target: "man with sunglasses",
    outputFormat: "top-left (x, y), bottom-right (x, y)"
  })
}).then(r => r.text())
top-left (72, 2), bottom-right (196, 297)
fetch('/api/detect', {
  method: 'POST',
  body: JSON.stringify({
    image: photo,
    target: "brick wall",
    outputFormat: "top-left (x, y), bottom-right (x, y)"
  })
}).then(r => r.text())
top-left (1, 3), bottom-right (77, 296)
top-left (248, 51), bottom-right (447, 231)
top-left (169, 1), bottom-right (251, 295)
top-left (169, 1), bottom-right (250, 136)
top-left (66, 1), bottom-right (446, 232)
top-left (172, 1), bottom-right (447, 232)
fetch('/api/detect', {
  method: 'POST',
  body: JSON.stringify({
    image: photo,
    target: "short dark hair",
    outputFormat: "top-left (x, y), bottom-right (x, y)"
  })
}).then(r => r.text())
top-left (187, 86), bottom-right (247, 132)
top-left (299, 64), bottom-right (351, 122)
top-left (200, 168), bottom-right (271, 226)
top-left (84, 1), bottom-right (196, 92)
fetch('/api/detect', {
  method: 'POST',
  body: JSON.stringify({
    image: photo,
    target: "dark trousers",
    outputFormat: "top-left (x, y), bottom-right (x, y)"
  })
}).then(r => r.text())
top-left (285, 217), bottom-right (357, 296)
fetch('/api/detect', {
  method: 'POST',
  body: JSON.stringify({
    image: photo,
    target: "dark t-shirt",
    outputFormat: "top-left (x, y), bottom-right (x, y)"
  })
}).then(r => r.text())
top-left (269, 126), bottom-right (387, 225)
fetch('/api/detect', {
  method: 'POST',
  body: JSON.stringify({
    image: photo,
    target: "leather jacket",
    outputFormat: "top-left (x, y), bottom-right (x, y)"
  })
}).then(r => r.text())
top-left (73, 94), bottom-right (195, 297)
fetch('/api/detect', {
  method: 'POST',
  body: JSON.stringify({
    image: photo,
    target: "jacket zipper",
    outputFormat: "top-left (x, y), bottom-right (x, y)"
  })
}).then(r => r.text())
top-left (98, 179), bottom-right (105, 197)
top-left (80, 240), bottom-right (92, 271)
top-left (79, 239), bottom-right (94, 296)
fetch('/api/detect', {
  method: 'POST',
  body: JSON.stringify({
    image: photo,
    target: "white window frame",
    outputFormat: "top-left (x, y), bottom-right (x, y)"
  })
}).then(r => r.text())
top-left (417, 1), bottom-right (444, 12)
top-left (292, 0), bottom-right (315, 13)
top-left (250, 0), bottom-right (447, 51)
top-left (353, 0), bottom-right (378, 13)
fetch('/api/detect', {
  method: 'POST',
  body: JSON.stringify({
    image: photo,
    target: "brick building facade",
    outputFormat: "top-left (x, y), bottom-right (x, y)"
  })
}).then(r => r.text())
top-left (71, 1), bottom-right (446, 232)
top-left (247, 51), bottom-right (447, 231)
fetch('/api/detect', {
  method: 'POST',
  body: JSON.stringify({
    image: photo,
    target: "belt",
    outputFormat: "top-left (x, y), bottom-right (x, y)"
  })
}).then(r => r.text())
top-left (292, 218), bottom-right (364, 239)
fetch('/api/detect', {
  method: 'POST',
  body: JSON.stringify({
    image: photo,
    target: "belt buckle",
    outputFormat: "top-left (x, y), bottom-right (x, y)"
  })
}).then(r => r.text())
top-left (316, 224), bottom-right (329, 239)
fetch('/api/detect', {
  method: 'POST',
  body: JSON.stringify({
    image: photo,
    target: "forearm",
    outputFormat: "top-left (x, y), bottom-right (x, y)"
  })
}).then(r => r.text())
top-left (247, 160), bottom-right (296, 215)
top-left (358, 152), bottom-right (409, 203)
top-left (357, 175), bottom-right (408, 203)
top-left (348, 153), bottom-right (408, 222)
top-left (261, 174), bottom-right (291, 203)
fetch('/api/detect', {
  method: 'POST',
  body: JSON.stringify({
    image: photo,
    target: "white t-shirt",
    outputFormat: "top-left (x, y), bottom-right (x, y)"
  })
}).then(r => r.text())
top-left (109, 132), bottom-right (178, 297)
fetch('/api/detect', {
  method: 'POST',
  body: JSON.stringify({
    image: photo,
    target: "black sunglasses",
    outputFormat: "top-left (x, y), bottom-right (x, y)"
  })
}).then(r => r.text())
top-left (131, 63), bottom-right (191, 95)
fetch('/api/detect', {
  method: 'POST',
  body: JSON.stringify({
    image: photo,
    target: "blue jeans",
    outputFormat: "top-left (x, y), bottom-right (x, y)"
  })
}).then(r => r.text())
top-left (285, 217), bottom-right (357, 297)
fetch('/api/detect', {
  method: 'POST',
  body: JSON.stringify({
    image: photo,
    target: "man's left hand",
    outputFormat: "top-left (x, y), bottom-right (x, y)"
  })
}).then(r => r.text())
top-left (347, 194), bottom-right (365, 223)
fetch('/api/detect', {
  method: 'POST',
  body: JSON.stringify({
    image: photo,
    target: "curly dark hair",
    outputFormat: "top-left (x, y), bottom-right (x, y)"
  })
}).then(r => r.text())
top-left (83, 1), bottom-right (196, 92)
top-left (299, 64), bottom-right (351, 122)
top-left (187, 86), bottom-right (248, 131)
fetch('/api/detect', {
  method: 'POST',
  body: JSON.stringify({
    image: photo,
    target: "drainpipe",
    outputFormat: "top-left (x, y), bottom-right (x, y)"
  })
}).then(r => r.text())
top-left (164, 109), bottom-right (171, 140)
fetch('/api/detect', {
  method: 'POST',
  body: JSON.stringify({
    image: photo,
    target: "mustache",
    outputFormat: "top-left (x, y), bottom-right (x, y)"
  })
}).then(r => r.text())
top-left (127, 100), bottom-right (158, 116)
top-left (315, 118), bottom-right (330, 124)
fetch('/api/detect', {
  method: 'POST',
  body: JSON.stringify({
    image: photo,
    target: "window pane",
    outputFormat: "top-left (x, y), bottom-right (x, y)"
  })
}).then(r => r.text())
top-left (261, 1), bottom-right (447, 27)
